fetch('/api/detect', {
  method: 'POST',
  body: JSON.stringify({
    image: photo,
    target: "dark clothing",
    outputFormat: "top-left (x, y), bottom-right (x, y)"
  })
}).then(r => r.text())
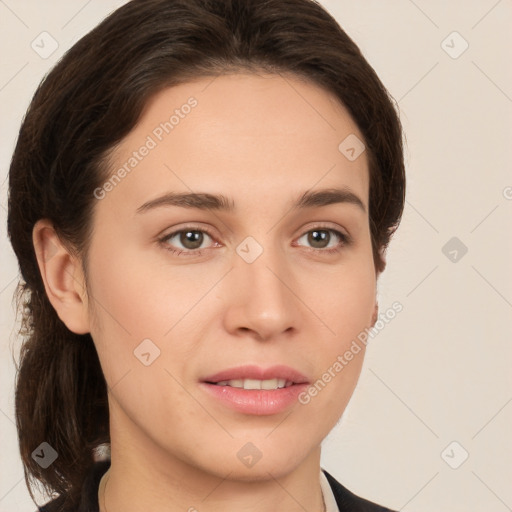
top-left (38, 460), bottom-right (397, 511)
top-left (322, 470), bottom-right (397, 511)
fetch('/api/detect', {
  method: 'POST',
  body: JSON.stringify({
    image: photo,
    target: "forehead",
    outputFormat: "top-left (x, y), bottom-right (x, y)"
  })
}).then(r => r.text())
top-left (102, 72), bottom-right (369, 213)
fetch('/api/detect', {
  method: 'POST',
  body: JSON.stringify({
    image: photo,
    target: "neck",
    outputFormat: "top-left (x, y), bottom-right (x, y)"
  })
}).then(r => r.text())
top-left (100, 410), bottom-right (326, 512)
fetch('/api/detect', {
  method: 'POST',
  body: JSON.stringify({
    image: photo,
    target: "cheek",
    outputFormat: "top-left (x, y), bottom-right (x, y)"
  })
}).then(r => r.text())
top-left (86, 238), bottom-right (183, 336)
top-left (83, 237), bottom-right (165, 384)
top-left (298, 269), bottom-right (374, 424)
top-left (84, 234), bottom-right (221, 386)
top-left (308, 255), bottom-right (376, 340)
top-left (304, 252), bottom-right (376, 392)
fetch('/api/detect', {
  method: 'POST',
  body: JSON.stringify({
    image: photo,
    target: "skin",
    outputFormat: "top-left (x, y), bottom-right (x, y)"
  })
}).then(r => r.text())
top-left (33, 72), bottom-right (380, 512)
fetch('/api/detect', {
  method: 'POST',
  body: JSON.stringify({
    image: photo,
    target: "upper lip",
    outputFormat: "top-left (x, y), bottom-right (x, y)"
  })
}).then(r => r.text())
top-left (202, 364), bottom-right (309, 384)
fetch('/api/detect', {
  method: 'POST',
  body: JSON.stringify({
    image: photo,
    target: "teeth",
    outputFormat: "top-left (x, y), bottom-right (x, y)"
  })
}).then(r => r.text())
top-left (214, 378), bottom-right (292, 390)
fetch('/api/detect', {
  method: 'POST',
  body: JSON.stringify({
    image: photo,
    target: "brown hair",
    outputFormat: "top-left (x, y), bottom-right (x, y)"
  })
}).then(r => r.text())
top-left (7, 0), bottom-right (405, 508)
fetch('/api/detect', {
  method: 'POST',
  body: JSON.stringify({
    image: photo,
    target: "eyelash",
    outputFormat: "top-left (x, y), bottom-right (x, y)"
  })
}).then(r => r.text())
top-left (158, 224), bottom-right (351, 257)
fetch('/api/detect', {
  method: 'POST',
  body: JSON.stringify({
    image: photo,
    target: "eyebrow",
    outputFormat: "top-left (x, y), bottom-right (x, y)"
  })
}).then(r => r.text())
top-left (136, 187), bottom-right (366, 214)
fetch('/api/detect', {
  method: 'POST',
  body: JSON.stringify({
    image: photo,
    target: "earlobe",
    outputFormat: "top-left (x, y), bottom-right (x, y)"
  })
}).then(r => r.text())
top-left (32, 219), bottom-right (90, 334)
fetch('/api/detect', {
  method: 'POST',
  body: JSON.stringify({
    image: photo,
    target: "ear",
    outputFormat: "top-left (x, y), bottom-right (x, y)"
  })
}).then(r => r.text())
top-left (32, 219), bottom-right (90, 334)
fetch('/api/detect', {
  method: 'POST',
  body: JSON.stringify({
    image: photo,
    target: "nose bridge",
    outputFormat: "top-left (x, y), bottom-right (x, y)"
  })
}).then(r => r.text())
top-left (238, 234), bottom-right (290, 304)
top-left (227, 233), bottom-right (298, 338)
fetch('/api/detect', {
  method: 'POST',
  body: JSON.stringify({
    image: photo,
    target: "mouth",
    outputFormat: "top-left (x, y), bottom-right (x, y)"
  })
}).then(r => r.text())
top-left (199, 364), bottom-right (310, 415)
top-left (201, 364), bottom-right (310, 389)
top-left (204, 378), bottom-right (297, 390)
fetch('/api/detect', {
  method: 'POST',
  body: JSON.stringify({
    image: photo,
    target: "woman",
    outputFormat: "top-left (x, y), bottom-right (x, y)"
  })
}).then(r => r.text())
top-left (7, 0), bottom-right (405, 510)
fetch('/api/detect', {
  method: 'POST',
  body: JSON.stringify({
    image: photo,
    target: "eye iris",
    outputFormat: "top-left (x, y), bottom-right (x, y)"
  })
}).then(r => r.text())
top-left (309, 230), bottom-right (330, 248)
top-left (181, 230), bottom-right (203, 249)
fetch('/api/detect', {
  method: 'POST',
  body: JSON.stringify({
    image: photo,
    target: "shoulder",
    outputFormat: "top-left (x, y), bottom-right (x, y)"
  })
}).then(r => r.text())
top-left (322, 469), bottom-right (398, 512)
top-left (37, 460), bottom-right (110, 512)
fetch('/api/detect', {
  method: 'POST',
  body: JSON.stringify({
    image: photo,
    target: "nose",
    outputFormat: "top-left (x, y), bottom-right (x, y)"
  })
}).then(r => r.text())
top-left (221, 239), bottom-right (301, 341)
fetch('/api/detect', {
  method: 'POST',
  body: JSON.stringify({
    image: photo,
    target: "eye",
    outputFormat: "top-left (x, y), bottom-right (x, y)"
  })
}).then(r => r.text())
top-left (158, 225), bottom-right (351, 257)
top-left (295, 227), bottom-right (350, 254)
top-left (159, 227), bottom-right (217, 256)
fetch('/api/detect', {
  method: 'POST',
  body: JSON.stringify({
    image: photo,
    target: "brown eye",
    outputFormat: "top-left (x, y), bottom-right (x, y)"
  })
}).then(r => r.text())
top-left (307, 229), bottom-right (331, 249)
top-left (177, 230), bottom-right (205, 250)
top-left (296, 228), bottom-right (350, 253)
top-left (160, 228), bottom-right (215, 255)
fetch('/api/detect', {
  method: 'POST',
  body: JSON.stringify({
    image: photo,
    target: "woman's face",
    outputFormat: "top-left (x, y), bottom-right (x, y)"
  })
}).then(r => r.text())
top-left (85, 73), bottom-right (377, 479)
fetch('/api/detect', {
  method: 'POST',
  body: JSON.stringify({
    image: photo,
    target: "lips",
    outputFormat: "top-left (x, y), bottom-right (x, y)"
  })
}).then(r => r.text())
top-left (202, 364), bottom-right (309, 385)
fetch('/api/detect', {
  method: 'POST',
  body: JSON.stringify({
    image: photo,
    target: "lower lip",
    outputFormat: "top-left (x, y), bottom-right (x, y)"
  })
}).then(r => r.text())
top-left (200, 382), bottom-right (309, 415)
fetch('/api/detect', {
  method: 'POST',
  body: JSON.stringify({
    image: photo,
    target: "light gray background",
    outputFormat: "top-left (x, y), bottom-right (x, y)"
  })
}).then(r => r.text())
top-left (1, 1), bottom-right (511, 511)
